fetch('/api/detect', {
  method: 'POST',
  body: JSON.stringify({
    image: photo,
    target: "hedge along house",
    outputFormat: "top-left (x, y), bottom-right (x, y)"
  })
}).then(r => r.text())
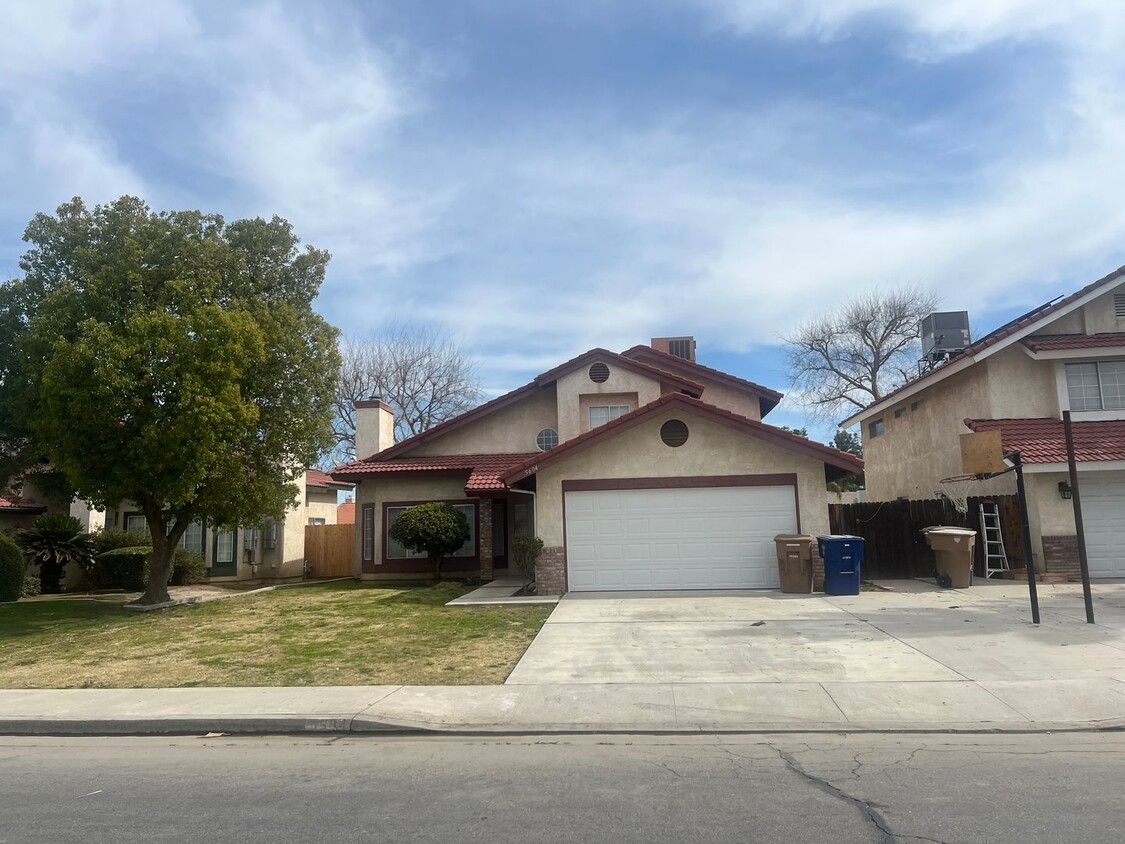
top-left (331, 340), bottom-right (863, 595)
top-left (105, 468), bottom-right (353, 583)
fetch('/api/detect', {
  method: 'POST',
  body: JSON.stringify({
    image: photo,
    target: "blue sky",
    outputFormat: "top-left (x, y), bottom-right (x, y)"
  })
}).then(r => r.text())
top-left (3, 1), bottom-right (1125, 442)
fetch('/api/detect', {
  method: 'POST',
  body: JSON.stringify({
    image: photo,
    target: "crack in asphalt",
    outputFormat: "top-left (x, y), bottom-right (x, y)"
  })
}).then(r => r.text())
top-left (772, 745), bottom-right (952, 844)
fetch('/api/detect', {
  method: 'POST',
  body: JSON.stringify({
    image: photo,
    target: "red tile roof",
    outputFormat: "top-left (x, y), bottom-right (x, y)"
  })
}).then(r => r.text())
top-left (347, 348), bottom-right (705, 464)
top-left (502, 393), bottom-right (864, 485)
top-left (965, 418), bottom-right (1125, 464)
top-left (620, 345), bottom-right (784, 415)
top-left (0, 494), bottom-right (47, 513)
top-left (332, 453), bottom-right (539, 492)
top-left (845, 263), bottom-right (1125, 423)
top-left (306, 468), bottom-right (354, 489)
top-left (336, 499), bottom-right (355, 524)
top-left (1022, 333), bottom-right (1125, 352)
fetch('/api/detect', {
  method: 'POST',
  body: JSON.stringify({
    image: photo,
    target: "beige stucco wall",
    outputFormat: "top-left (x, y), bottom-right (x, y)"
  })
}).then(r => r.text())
top-left (697, 380), bottom-right (763, 421)
top-left (533, 408), bottom-right (830, 547)
top-left (555, 363), bottom-right (662, 441)
top-left (863, 364), bottom-right (999, 500)
top-left (352, 475), bottom-right (476, 576)
top-left (984, 346), bottom-right (1060, 419)
top-left (409, 386), bottom-right (558, 456)
top-left (1081, 287), bottom-right (1125, 335)
top-left (305, 489), bottom-right (339, 525)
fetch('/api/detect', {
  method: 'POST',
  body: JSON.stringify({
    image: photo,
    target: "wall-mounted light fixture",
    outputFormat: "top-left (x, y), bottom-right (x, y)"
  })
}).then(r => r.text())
top-left (1058, 480), bottom-right (1073, 500)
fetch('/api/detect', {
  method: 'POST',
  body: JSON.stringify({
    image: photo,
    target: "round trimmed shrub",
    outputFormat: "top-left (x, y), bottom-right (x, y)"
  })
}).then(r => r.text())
top-left (93, 527), bottom-right (151, 556)
top-left (22, 573), bottom-right (42, 598)
top-left (167, 548), bottom-right (207, 585)
top-left (94, 546), bottom-right (151, 591)
top-left (0, 534), bottom-right (23, 602)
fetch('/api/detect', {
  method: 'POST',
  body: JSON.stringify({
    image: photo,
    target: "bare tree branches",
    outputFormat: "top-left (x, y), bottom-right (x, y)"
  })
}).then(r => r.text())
top-left (331, 324), bottom-right (484, 463)
top-left (784, 285), bottom-right (940, 420)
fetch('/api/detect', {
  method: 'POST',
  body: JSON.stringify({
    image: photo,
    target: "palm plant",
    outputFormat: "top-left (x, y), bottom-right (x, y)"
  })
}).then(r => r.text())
top-left (17, 514), bottom-right (95, 593)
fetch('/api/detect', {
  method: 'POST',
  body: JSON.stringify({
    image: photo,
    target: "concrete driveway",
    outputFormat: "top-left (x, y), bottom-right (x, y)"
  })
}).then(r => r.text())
top-left (505, 580), bottom-right (1125, 706)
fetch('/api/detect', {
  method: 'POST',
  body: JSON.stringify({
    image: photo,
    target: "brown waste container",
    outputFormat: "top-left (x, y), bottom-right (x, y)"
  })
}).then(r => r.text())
top-left (775, 534), bottom-right (815, 593)
top-left (922, 527), bottom-right (976, 588)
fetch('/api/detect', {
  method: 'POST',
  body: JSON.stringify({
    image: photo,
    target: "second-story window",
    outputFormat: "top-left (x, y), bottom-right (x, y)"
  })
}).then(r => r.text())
top-left (1066, 361), bottom-right (1125, 411)
top-left (590, 405), bottom-right (629, 428)
top-left (868, 419), bottom-right (885, 438)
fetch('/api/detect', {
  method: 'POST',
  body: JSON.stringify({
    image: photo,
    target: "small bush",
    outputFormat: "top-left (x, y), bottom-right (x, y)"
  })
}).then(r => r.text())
top-left (93, 527), bottom-right (151, 556)
top-left (167, 548), bottom-right (207, 585)
top-left (387, 502), bottom-right (472, 582)
top-left (0, 534), bottom-right (23, 602)
top-left (94, 546), bottom-right (151, 591)
top-left (510, 535), bottom-right (544, 592)
top-left (22, 573), bottom-right (41, 598)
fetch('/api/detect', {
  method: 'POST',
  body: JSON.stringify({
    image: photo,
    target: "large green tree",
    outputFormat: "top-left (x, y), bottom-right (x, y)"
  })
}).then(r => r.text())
top-left (0, 197), bottom-right (341, 604)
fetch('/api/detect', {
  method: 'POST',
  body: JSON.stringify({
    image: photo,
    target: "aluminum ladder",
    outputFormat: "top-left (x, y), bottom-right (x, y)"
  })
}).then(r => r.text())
top-left (979, 499), bottom-right (1009, 578)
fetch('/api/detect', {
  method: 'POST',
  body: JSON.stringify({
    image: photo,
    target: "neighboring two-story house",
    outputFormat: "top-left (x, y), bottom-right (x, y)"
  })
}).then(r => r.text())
top-left (331, 339), bottom-right (863, 595)
top-left (841, 265), bottom-right (1125, 579)
top-left (107, 468), bottom-right (353, 583)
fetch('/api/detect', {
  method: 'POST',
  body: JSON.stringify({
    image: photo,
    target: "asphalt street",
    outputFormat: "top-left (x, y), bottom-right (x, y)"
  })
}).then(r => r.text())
top-left (2, 732), bottom-right (1123, 843)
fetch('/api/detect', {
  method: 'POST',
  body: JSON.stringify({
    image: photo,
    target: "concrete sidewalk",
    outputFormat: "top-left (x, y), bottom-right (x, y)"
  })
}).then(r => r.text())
top-left (2, 676), bottom-right (1125, 735)
top-left (6, 580), bottom-right (1125, 735)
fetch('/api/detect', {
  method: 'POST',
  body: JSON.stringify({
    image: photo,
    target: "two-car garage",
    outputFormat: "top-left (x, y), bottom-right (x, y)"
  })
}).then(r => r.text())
top-left (564, 483), bottom-right (799, 592)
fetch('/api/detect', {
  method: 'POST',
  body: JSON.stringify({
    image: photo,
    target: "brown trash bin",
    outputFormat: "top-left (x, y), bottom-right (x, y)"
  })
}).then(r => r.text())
top-left (922, 527), bottom-right (976, 588)
top-left (775, 534), bottom-right (815, 593)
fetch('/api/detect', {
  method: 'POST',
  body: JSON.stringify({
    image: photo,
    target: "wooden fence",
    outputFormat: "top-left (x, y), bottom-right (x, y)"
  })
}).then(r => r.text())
top-left (304, 524), bottom-right (356, 578)
top-left (828, 496), bottom-right (1025, 580)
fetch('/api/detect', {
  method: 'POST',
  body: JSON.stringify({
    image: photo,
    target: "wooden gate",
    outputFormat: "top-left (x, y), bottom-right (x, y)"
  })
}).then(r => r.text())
top-left (828, 495), bottom-right (1024, 580)
top-left (304, 524), bottom-right (356, 578)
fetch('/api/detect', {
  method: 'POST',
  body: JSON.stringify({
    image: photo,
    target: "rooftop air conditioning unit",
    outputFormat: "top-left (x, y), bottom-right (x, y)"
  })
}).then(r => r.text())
top-left (920, 312), bottom-right (971, 363)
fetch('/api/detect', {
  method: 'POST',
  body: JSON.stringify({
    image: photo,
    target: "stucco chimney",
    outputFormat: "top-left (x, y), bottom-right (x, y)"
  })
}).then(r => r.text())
top-left (651, 336), bottom-right (696, 362)
top-left (354, 399), bottom-right (395, 459)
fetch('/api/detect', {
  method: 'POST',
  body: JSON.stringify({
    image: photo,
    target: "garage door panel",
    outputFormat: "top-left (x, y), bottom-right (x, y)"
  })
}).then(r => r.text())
top-left (564, 485), bottom-right (797, 591)
top-left (1082, 473), bottom-right (1125, 578)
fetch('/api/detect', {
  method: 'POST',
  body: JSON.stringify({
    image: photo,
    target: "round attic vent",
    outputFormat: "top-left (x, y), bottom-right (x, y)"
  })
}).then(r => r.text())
top-left (588, 362), bottom-right (610, 383)
top-left (660, 419), bottom-right (689, 448)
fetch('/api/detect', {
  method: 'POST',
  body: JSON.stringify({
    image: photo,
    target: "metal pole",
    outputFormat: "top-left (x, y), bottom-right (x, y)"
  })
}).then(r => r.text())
top-left (1012, 452), bottom-right (1041, 624)
top-left (1063, 410), bottom-right (1096, 624)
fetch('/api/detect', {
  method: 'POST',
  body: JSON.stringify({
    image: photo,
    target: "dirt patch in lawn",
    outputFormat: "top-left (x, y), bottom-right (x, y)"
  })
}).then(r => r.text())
top-left (0, 583), bottom-right (553, 688)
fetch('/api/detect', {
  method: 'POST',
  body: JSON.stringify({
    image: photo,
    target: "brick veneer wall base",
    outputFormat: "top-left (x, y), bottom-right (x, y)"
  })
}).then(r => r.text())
top-left (1042, 535), bottom-right (1081, 581)
top-left (478, 498), bottom-right (494, 581)
top-left (537, 546), bottom-right (566, 595)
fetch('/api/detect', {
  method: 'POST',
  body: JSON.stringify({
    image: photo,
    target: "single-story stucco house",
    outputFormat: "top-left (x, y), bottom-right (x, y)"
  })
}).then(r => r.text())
top-left (331, 338), bottom-right (863, 594)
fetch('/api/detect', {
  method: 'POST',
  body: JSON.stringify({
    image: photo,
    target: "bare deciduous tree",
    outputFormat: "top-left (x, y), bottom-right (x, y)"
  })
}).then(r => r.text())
top-left (332, 324), bottom-right (484, 463)
top-left (784, 286), bottom-right (940, 419)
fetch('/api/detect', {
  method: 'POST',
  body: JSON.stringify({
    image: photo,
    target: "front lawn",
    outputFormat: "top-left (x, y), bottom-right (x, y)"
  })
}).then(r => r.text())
top-left (0, 583), bottom-right (552, 688)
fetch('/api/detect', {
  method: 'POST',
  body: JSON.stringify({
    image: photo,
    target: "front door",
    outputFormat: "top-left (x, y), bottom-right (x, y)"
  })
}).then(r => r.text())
top-left (210, 529), bottom-right (238, 577)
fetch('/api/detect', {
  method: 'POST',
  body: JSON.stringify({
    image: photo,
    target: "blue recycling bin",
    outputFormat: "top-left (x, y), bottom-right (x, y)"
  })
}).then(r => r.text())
top-left (817, 535), bottom-right (865, 596)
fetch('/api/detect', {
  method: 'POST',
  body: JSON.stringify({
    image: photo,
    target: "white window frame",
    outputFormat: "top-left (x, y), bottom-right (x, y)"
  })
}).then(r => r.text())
top-left (1063, 359), bottom-right (1125, 414)
top-left (385, 503), bottom-right (476, 560)
top-left (214, 529), bottom-right (236, 565)
top-left (589, 405), bottom-right (629, 429)
top-left (308, 517), bottom-right (327, 526)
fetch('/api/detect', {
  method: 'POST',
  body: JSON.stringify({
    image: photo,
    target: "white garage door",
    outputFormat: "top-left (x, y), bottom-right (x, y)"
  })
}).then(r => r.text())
top-left (564, 485), bottom-right (798, 591)
top-left (1082, 473), bottom-right (1125, 578)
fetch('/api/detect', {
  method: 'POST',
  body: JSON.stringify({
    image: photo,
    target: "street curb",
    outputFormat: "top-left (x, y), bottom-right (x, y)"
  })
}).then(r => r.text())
top-left (4, 717), bottom-right (1125, 737)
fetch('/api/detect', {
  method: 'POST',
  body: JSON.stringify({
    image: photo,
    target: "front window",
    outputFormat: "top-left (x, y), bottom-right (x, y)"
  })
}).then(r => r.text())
top-left (1066, 361), bottom-right (1125, 411)
top-left (362, 505), bottom-right (375, 561)
top-left (589, 405), bottom-right (629, 429)
top-left (868, 419), bottom-right (885, 438)
top-left (308, 517), bottom-right (327, 526)
top-left (214, 529), bottom-right (236, 564)
top-left (385, 503), bottom-right (476, 559)
top-left (125, 514), bottom-right (147, 536)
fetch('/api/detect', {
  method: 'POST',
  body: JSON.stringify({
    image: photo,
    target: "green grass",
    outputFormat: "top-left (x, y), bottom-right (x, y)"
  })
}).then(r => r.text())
top-left (0, 583), bottom-right (553, 688)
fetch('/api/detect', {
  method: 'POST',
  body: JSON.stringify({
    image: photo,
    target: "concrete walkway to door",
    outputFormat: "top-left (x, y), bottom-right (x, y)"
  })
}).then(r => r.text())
top-left (504, 580), bottom-right (1125, 726)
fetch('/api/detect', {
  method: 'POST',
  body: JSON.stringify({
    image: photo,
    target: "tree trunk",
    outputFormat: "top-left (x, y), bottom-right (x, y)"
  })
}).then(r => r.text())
top-left (136, 504), bottom-right (183, 605)
top-left (431, 554), bottom-right (443, 583)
